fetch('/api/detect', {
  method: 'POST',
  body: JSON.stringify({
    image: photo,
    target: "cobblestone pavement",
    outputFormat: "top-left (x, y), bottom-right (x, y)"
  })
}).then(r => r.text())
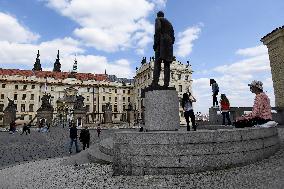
top-left (0, 126), bottom-right (130, 169)
top-left (0, 128), bottom-right (283, 188)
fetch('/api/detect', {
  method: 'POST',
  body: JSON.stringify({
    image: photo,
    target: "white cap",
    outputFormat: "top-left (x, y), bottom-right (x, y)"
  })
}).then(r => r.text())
top-left (248, 80), bottom-right (263, 90)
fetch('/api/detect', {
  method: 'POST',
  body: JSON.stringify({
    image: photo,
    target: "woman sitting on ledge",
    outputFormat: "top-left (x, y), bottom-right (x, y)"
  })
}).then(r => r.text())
top-left (234, 80), bottom-right (272, 128)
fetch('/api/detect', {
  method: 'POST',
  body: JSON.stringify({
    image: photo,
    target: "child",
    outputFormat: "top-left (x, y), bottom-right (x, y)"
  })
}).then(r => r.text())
top-left (220, 94), bottom-right (231, 125)
top-left (182, 92), bottom-right (197, 131)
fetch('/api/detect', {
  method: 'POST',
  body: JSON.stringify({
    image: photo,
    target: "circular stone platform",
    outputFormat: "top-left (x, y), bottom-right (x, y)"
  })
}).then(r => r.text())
top-left (112, 127), bottom-right (280, 176)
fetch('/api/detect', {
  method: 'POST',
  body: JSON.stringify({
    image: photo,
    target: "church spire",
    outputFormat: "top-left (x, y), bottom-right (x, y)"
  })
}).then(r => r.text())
top-left (32, 50), bottom-right (42, 71)
top-left (57, 50), bottom-right (60, 60)
top-left (105, 69), bottom-right (107, 75)
top-left (53, 50), bottom-right (61, 72)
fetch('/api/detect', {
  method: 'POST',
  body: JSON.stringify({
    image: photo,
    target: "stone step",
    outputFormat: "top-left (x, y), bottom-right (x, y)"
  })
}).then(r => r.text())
top-left (99, 137), bottom-right (114, 156)
top-left (87, 143), bottom-right (113, 164)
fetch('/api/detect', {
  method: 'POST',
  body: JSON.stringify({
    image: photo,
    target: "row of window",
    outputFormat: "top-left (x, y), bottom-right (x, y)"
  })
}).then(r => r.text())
top-left (1, 93), bottom-right (131, 102)
top-left (14, 94), bottom-right (35, 101)
top-left (0, 104), bottom-right (34, 112)
top-left (0, 114), bottom-right (34, 121)
top-left (135, 73), bottom-right (189, 85)
top-left (1, 84), bottom-right (36, 90)
top-left (101, 104), bottom-right (128, 112)
top-left (0, 93), bottom-right (35, 101)
top-left (86, 87), bottom-right (131, 94)
top-left (83, 104), bottom-right (129, 113)
top-left (100, 88), bottom-right (131, 94)
top-left (1, 84), bottom-right (133, 94)
top-left (102, 96), bottom-right (131, 102)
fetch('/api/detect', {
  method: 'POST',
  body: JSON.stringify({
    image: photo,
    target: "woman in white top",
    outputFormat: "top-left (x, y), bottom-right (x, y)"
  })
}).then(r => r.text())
top-left (182, 92), bottom-right (197, 131)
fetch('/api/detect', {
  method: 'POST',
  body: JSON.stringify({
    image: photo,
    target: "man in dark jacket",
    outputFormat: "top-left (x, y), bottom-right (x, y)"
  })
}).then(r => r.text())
top-left (20, 123), bottom-right (30, 135)
top-left (79, 126), bottom-right (90, 150)
top-left (69, 123), bottom-right (80, 154)
top-left (151, 11), bottom-right (175, 88)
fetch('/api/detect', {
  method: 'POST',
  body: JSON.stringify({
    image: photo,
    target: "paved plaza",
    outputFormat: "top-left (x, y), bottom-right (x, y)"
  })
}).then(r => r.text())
top-left (0, 126), bottom-right (121, 170)
top-left (0, 126), bottom-right (283, 188)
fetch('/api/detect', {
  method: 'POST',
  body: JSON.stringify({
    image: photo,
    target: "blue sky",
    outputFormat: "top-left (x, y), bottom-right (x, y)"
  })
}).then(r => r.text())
top-left (0, 0), bottom-right (283, 113)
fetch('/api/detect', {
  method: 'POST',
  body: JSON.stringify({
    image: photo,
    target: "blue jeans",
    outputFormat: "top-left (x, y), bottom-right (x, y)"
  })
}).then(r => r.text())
top-left (69, 138), bottom-right (79, 153)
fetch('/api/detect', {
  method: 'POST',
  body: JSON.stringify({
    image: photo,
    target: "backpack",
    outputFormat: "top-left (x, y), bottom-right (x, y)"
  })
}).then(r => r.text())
top-left (216, 83), bottom-right (219, 92)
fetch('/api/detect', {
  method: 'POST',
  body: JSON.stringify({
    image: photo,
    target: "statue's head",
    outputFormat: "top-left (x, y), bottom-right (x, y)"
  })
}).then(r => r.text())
top-left (157, 11), bottom-right (164, 18)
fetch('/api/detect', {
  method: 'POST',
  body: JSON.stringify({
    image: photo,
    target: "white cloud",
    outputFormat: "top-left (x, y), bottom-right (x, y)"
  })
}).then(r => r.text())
top-left (176, 25), bottom-right (202, 58)
top-left (0, 38), bottom-right (134, 78)
top-left (0, 10), bottom-right (134, 78)
top-left (0, 12), bottom-right (40, 43)
top-left (43, 0), bottom-right (163, 53)
top-left (236, 45), bottom-right (268, 57)
top-left (61, 56), bottom-right (134, 78)
top-left (192, 45), bottom-right (275, 114)
top-left (213, 54), bottom-right (270, 74)
top-left (150, 0), bottom-right (167, 9)
top-left (0, 37), bottom-right (83, 66)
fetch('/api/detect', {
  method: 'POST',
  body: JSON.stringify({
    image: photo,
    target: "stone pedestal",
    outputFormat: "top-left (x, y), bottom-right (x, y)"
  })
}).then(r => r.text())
top-left (3, 109), bottom-right (16, 127)
top-left (37, 110), bottom-right (53, 127)
top-left (209, 107), bottom-right (219, 124)
top-left (73, 109), bottom-right (87, 127)
top-left (144, 90), bottom-right (179, 131)
top-left (127, 110), bottom-right (135, 123)
top-left (104, 110), bottom-right (112, 123)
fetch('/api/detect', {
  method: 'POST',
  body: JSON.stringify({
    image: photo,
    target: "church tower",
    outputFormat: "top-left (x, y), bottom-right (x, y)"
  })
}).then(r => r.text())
top-left (32, 50), bottom-right (42, 71)
top-left (53, 50), bottom-right (61, 72)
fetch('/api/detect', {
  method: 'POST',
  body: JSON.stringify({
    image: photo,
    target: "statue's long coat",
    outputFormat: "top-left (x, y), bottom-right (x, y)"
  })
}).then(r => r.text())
top-left (154, 17), bottom-right (175, 62)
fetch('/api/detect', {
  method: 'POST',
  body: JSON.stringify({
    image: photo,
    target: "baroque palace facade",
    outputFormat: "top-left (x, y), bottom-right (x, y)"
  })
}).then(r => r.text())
top-left (0, 51), bottom-right (134, 125)
top-left (0, 52), bottom-right (192, 125)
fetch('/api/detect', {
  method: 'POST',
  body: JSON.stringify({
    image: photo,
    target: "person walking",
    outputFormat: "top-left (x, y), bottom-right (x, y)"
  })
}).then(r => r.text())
top-left (210, 79), bottom-right (219, 107)
top-left (79, 126), bottom-right (90, 150)
top-left (96, 125), bottom-right (101, 138)
top-left (69, 123), bottom-right (80, 154)
top-left (182, 92), bottom-right (197, 131)
top-left (220, 94), bottom-right (231, 125)
top-left (20, 123), bottom-right (30, 135)
top-left (9, 121), bottom-right (17, 134)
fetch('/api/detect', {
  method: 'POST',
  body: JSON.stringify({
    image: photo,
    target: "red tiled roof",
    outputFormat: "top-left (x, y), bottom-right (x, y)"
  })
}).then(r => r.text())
top-left (0, 68), bottom-right (108, 81)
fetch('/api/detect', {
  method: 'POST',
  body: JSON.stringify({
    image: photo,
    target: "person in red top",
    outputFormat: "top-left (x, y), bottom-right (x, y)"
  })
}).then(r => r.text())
top-left (220, 94), bottom-right (231, 125)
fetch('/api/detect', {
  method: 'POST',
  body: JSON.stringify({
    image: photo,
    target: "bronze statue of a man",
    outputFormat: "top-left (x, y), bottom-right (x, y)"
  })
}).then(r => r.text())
top-left (151, 11), bottom-right (175, 88)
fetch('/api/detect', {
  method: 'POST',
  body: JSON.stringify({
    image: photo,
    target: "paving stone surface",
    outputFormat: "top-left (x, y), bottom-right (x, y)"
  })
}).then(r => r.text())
top-left (0, 127), bottom-right (282, 188)
top-left (0, 126), bottom-right (131, 169)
